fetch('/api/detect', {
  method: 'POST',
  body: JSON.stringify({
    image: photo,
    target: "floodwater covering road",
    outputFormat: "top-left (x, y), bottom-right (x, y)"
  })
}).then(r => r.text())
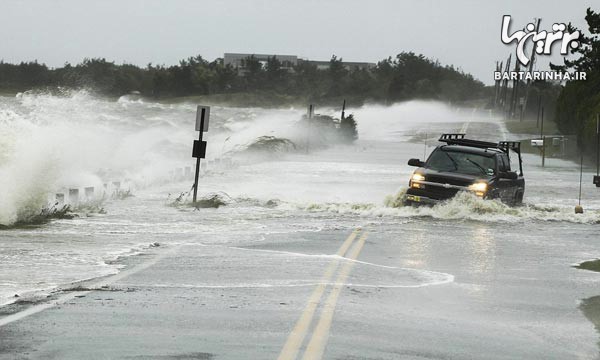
top-left (1, 91), bottom-right (599, 359)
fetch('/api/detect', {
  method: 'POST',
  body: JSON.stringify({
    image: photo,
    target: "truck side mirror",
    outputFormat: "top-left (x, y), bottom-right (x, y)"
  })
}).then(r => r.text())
top-left (408, 158), bottom-right (425, 167)
top-left (500, 171), bottom-right (518, 180)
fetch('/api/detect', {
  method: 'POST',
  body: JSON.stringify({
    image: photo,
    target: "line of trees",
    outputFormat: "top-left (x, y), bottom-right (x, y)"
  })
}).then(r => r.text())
top-left (551, 7), bottom-right (600, 156)
top-left (0, 52), bottom-right (485, 104)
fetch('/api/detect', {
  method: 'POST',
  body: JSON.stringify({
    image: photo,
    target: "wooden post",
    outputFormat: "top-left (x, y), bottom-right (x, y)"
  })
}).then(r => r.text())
top-left (540, 107), bottom-right (545, 167)
top-left (540, 107), bottom-right (544, 139)
top-left (535, 95), bottom-right (542, 128)
top-left (542, 135), bottom-right (546, 167)
top-left (501, 55), bottom-right (511, 112)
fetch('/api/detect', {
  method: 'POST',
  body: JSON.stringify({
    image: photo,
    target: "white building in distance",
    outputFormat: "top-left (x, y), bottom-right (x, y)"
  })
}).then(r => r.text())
top-left (223, 53), bottom-right (375, 74)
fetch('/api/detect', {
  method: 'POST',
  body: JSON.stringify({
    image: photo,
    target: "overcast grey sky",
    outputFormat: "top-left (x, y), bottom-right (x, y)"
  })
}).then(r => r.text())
top-left (0, 0), bottom-right (596, 84)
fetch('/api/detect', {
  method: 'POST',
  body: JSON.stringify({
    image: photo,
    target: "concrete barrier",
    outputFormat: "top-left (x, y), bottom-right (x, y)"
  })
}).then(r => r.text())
top-left (85, 187), bottom-right (94, 199)
top-left (68, 189), bottom-right (79, 205)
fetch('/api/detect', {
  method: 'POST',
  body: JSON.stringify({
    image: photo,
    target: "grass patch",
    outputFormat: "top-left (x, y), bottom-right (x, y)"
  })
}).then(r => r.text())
top-left (0, 89), bottom-right (20, 97)
top-left (504, 118), bottom-right (559, 135)
top-left (574, 259), bottom-right (600, 272)
top-left (0, 205), bottom-right (75, 230)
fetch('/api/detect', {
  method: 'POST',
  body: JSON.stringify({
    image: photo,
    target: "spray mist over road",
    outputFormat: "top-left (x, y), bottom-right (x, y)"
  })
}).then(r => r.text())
top-left (0, 90), bottom-right (599, 306)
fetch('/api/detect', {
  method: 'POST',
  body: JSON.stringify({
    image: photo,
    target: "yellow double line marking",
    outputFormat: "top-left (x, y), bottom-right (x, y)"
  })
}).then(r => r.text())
top-left (278, 229), bottom-right (368, 360)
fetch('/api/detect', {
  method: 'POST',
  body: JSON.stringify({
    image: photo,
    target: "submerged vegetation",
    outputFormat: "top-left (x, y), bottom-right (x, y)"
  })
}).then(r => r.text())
top-left (168, 189), bottom-right (233, 209)
top-left (575, 259), bottom-right (600, 272)
top-left (245, 136), bottom-right (297, 153)
top-left (0, 204), bottom-right (74, 229)
top-left (0, 199), bottom-right (108, 229)
top-left (0, 52), bottom-right (485, 105)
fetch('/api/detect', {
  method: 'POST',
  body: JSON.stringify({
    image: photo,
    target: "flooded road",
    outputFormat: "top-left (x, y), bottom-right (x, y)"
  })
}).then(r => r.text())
top-left (1, 91), bottom-right (599, 358)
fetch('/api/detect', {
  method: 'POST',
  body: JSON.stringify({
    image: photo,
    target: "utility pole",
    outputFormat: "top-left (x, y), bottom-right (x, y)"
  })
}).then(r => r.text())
top-left (341, 99), bottom-right (346, 120)
top-left (501, 55), bottom-right (511, 111)
top-left (495, 61), bottom-right (503, 108)
top-left (521, 18), bottom-right (541, 122)
top-left (493, 61), bottom-right (500, 107)
top-left (510, 59), bottom-right (520, 118)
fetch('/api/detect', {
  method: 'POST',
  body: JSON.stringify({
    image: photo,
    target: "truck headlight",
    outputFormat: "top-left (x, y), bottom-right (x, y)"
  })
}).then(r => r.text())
top-left (468, 182), bottom-right (487, 196)
top-left (410, 173), bottom-right (425, 188)
top-left (411, 173), bottom-right (425, 182)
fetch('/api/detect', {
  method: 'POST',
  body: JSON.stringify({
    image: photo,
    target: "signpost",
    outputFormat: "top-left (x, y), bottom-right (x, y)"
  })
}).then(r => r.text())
top-left (192, 105), bottom-right (210, 203)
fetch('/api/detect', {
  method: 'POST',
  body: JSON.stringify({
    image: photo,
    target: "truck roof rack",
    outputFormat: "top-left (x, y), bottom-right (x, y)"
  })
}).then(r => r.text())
top-left (438, 134), bottom-right (524, 176)
top-left (438, 133), bottom-right (500, 150)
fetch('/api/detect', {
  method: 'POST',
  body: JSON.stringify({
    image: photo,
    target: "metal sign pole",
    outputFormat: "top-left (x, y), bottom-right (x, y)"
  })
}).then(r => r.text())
top-left (192, 106), bottom-right (210, 203)
top-left (193, 116), bottom-right (204, 203)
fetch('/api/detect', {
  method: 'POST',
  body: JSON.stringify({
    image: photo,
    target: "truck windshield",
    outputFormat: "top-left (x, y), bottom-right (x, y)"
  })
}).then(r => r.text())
top-left (426, 149), bottom-right (496, 176)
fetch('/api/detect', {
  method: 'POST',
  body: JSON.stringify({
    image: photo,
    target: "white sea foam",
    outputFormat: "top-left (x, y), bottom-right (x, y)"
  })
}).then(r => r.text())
top-left (286, 189), bottom-right (600, 224)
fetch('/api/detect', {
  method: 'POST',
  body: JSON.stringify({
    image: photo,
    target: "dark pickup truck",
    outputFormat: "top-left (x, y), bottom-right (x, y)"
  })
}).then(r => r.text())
top-left (405, 134), bottom-right (525, 206)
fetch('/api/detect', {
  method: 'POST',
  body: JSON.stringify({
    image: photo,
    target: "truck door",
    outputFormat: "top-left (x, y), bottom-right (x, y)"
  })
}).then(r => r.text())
top-left (497, 153), bottom-right (516, 202)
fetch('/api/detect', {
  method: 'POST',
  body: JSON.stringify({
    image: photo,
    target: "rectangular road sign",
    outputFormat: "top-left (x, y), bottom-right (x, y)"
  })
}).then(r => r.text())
top-left (195, 106), bottom-right (210, 132)
top-left (192, 140), bottom-right (207, 158)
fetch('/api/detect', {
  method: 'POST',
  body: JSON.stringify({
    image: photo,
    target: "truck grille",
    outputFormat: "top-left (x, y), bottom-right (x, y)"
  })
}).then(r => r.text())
top-left (425, 175), bottom-right (472, 187)
top-left (411, 186), bottom-right (459, 200)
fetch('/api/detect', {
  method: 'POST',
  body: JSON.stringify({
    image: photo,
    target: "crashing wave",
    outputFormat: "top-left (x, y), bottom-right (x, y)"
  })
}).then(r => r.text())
top-left (296, 189), bottom-right (600, 224)
top-left (224, 136), bottom-right (297, 156)
top-left (0, 204), bottom-right (74, 229)
top-left (168, 190), bottom-right (234, 209)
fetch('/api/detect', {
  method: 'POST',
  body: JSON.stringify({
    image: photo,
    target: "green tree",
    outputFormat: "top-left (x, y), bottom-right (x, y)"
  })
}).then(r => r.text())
top-left (242, 55), bottom-right (263, 90)
top-left (327, 55), bottom-right (348, 96)
top-left (551, 8), bottom-right (600, 155)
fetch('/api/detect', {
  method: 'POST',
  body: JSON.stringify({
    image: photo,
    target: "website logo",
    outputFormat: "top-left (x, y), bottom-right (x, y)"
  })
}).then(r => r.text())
top-left (501, 15), bottom-right (580, 66)
top-left (496, 16), bottom-right (586, 81)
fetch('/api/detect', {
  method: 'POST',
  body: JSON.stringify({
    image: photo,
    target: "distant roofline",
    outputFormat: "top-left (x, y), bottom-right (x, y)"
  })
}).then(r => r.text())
top-left (224, 53), bottom-right (298, 58)
top-left (302, 59), bottom-right (376, 66)
top-left (224, 53), bottom-right (376, 66)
